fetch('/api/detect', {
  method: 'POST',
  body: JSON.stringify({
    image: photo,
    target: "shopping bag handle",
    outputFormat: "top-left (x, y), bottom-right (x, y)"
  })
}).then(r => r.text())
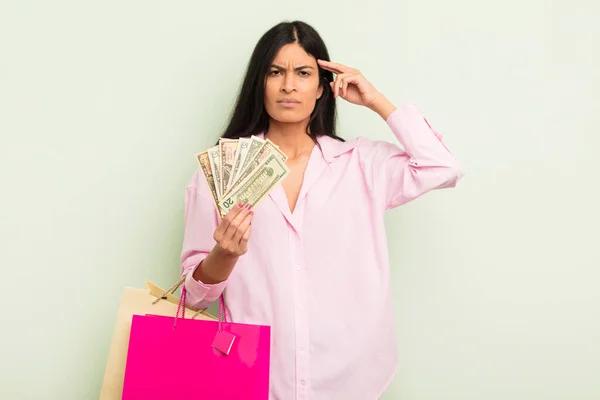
top-left (217, 293), bottom-right (228, 331)
top-left (150, 276), bottom-right (186, 305)
top-left (175, 281), bottom-right (229, 329)
top-left (183, 286), bottom-right (229, 325)
top-left (145, 280), bottom-right (201, 311)
top-left (147, 275), bottom-right (227, 329)
top-left (147, 276), bottom-right (216, 321)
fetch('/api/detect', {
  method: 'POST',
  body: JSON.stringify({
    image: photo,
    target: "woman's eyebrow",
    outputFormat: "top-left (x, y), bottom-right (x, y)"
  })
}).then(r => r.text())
top-left (270, 64), bottom-right (314, 71)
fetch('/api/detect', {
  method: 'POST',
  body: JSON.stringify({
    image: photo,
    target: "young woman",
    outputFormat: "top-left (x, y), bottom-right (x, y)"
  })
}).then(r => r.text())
top-left (180, 20), bottom-right (463, 399)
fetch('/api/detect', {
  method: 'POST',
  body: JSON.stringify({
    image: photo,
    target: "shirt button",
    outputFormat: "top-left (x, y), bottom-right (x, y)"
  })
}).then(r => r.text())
top-left (301, 380), bottom-right (306, 386)
top-left (295, 265), bottom-right (301, 271)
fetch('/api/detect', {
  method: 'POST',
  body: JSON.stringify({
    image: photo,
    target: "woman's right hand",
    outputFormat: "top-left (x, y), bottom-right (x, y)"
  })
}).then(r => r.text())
top-left (192, 202), bottom-right (254, 285)
top-left (213, 202), bottom-right (254, 258)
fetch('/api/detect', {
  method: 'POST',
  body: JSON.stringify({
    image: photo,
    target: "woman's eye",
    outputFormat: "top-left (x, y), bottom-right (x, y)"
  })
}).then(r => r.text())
top-left (268, 70), bottom-right (309, 77)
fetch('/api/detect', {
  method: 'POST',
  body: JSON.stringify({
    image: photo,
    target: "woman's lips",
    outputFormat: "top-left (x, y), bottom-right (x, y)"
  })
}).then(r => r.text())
top-left (278, 100), bottom-right (300, 108)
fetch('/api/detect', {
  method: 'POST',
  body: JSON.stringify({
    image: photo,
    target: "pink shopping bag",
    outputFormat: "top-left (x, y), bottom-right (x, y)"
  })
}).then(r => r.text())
top-left (122, 284), bottom-right (271, 399)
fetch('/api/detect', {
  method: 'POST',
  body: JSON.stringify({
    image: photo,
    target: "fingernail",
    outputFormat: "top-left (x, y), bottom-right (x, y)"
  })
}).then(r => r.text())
top-left (238, 202), bottom-right (244, 208)
top-left (246, 204), bottom-right (252, 210)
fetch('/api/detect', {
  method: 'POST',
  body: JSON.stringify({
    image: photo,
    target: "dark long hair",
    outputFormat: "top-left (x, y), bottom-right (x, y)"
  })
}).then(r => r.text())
top-left (220, 21), bottom-right (343, 143)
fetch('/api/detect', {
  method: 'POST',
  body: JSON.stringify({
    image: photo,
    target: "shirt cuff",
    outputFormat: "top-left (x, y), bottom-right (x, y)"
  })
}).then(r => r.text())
top-left (184, 261), bottom-right (228, 306)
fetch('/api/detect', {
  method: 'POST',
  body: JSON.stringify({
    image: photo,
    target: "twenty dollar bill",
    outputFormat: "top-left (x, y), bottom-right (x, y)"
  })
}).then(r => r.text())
top-left (218, 152), bottom-right (289, 214)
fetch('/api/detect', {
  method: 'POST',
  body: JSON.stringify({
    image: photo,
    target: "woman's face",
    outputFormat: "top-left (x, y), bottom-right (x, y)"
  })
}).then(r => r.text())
top-left (264, 43), bottom-right (324, 125)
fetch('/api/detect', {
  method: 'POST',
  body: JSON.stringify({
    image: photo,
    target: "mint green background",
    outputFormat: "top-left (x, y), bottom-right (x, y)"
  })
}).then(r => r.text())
top-left (1, 1), bottom-right (599, 399)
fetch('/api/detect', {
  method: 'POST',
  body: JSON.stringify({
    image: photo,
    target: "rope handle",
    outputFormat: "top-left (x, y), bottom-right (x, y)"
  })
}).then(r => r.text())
top-left (151, 275), bottom-right (186, 305)
top-left (152, 275), bottom-right (228, 329)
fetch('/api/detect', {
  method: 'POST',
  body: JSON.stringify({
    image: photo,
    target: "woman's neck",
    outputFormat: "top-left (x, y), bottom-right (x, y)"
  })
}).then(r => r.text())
top-left (265, 119), bottom-right (315, 160)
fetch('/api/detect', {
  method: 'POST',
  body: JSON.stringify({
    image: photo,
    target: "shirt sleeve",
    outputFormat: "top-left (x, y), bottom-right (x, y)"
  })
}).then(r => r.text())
top-left (358, 102), bottom-right (464, 210)
top-left (180, 168), bottom-right (227, 309)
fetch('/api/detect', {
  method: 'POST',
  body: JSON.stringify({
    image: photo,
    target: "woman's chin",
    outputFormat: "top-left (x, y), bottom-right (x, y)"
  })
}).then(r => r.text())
top-left (269, 113), bottom-right (311, 125)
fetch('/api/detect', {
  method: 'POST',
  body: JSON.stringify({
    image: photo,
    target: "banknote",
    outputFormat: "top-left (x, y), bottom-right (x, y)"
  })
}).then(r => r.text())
top-left (239, 136), bottom-right (265, 174)
top-left (207, 146), bottom-right (222, 200)
top-left (225, 139), bottom-right (287, 195)
top-left (218, 152), bottom-right (290, 215)
top-left (197, 135), bottom-right (290, 216)
top-left (252, 139), bottom-right (287, 166)
top-left (228, 137), bottom-right (251, 193)
top-left (195, 150), bottom-right (220, 214)
top-left (219, 139), bottom-right (239, 195)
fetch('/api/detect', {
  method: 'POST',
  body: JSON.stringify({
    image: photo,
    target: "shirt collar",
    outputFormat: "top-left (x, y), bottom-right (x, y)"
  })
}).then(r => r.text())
top-left (316, 135), bottom-right (357, 163)
top-left (255, 132), bottom-right (357, 164)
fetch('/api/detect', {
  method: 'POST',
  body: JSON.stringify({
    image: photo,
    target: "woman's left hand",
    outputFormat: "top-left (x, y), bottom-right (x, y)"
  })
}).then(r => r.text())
top-left (317, 59), bottom-right (382, 108)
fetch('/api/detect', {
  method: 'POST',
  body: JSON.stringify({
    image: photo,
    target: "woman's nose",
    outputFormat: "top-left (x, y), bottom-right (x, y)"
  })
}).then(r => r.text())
top-left (280, 75), bottom-right (297, 93)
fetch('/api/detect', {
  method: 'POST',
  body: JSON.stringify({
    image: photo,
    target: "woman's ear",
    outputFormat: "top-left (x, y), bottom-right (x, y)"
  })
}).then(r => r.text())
top-left (317, 76), bottom-right (327, 100)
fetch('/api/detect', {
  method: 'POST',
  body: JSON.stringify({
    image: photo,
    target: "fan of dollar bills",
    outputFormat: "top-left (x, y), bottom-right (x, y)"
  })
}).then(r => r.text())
top-left (195, 136), bottom-right (290, 217)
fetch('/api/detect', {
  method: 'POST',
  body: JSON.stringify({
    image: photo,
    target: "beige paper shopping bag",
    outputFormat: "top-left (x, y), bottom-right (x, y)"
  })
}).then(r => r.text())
top-left (99, 279), bottom-right (215, 400)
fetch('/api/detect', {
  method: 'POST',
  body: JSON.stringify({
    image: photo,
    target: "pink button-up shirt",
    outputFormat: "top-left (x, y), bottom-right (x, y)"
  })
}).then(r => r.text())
top-left (180, 103), bottom-right (463, 399)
